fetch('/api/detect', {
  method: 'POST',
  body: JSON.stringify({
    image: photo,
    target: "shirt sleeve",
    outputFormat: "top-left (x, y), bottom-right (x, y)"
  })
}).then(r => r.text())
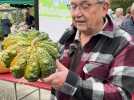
top-left (59, 43), bottom-right (134, 100)
top-left (120, 19), bottom-right (128, 31)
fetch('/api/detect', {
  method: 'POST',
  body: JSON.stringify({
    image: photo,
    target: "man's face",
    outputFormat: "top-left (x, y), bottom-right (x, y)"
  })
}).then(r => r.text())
top-left (69, 0), bottom-right (108, 34)
top-left (115, 10), bottom-right (123, 17)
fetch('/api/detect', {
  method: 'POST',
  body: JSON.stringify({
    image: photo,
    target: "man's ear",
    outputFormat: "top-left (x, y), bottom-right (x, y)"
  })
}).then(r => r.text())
top-left (102, 2), bottom-right (109, 17)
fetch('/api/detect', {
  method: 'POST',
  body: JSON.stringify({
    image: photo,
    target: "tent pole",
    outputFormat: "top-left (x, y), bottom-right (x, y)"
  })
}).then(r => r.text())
top-left (34, 0), bottom-right (39, 30)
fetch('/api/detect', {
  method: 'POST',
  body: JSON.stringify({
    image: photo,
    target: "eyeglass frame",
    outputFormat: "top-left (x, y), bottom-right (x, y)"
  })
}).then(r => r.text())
top-left (67, 1), bottom-right (104, 12)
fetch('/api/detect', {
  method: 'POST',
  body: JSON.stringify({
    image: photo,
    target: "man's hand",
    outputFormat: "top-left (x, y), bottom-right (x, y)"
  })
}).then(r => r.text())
top-left (42, 60), bottom-right (69, 90)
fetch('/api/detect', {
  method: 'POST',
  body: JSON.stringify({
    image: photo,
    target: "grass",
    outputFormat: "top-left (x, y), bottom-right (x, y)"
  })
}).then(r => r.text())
top-left (40, 0), bottom-right (68, 9)
top-left (39, 0), bottom-right (71, 20)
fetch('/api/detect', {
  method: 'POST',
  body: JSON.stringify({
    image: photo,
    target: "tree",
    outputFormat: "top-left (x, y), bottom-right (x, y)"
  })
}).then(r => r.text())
top-left (110, 0), bottom-right (134, 14)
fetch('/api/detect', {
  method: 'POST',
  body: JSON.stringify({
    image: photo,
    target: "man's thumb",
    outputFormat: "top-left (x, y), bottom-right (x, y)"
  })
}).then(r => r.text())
top-left (56, 60), bottom-right (65, 70)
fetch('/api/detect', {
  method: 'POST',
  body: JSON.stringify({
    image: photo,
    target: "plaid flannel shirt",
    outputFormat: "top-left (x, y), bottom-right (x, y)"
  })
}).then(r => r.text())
top-left (50, 21), bottom-right (134, 100)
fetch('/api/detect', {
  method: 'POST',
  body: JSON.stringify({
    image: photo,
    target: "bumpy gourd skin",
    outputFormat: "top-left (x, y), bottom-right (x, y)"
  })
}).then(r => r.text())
top-left (10, 48), bottom-right (28, 78)
top-left (37, 47), bottom-right (55, 78)
top-left (0, 30), bottom-right (59, 82)
top-left (24, 47), bottom-right (40, 82)
top-left (0, 51), bottom-right (10, 68)
top-left (36, 40), bottom-right (59, 59)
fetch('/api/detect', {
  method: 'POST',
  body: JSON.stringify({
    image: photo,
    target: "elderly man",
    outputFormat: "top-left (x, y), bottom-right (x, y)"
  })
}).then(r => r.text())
top-left (43, 0), bottom-right (134, 100)
top-left (121, 3), bottom-right (134, 35)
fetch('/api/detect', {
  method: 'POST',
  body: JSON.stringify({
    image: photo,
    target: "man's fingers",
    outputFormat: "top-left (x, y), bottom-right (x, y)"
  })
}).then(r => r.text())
top-left (43, 73), bottom-right (56, 83)
top-left (56, 60), bottom-right (62, 68)
top-left (56, 60), bottom-right (66, 71)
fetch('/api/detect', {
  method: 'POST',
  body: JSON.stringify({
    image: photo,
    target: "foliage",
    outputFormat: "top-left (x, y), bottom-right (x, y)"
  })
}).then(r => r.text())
top-left (111, 0), bottom-right (134, 13)
top-left (39, 0), bottom-right (71, 20)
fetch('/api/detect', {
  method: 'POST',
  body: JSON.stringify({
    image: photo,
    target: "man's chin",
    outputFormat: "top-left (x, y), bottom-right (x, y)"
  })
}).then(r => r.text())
top-left (76, 26), bottom-right (87, 32)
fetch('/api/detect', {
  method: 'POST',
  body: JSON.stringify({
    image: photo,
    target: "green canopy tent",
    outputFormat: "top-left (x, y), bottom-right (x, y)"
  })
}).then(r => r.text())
top-left (0, 0), bottom-right (34, 5)
top-left (0, 0), bottom-right (39, 30)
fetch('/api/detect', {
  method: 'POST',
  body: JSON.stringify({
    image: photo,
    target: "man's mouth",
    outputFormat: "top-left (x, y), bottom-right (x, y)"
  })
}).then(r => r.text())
top-left (75, 20), bottom-right (85, 24)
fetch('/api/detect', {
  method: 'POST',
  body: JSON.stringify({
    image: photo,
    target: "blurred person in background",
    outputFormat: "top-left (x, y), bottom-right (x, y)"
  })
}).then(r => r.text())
top-left (121, 3), bottom-right (134, 35)
top-left (1, 12), bottom-right (12, 37)
top-left (25, 8), bottom-right (35, 29)
top-left (113, 8), bottom-right (125, 28)
top-left (125, 6), bottom-right (131, 18)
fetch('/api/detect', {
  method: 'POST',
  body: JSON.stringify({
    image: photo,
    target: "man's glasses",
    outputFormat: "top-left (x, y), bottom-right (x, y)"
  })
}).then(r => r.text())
top-left (67, 2), bottom-right (103, 12)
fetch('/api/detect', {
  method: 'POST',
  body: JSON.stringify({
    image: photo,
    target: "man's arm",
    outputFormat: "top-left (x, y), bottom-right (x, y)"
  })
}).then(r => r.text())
top-left (58, 43), bottom-right (134, 100)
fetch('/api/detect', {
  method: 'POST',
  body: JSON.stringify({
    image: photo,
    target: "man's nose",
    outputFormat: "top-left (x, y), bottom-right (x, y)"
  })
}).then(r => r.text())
top-left (73, 7), bottom-right (83, 17)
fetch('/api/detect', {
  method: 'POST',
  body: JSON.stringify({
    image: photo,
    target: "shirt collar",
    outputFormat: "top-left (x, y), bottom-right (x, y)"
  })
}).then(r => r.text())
top-left (74, 30), bottom-right (80, 41)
